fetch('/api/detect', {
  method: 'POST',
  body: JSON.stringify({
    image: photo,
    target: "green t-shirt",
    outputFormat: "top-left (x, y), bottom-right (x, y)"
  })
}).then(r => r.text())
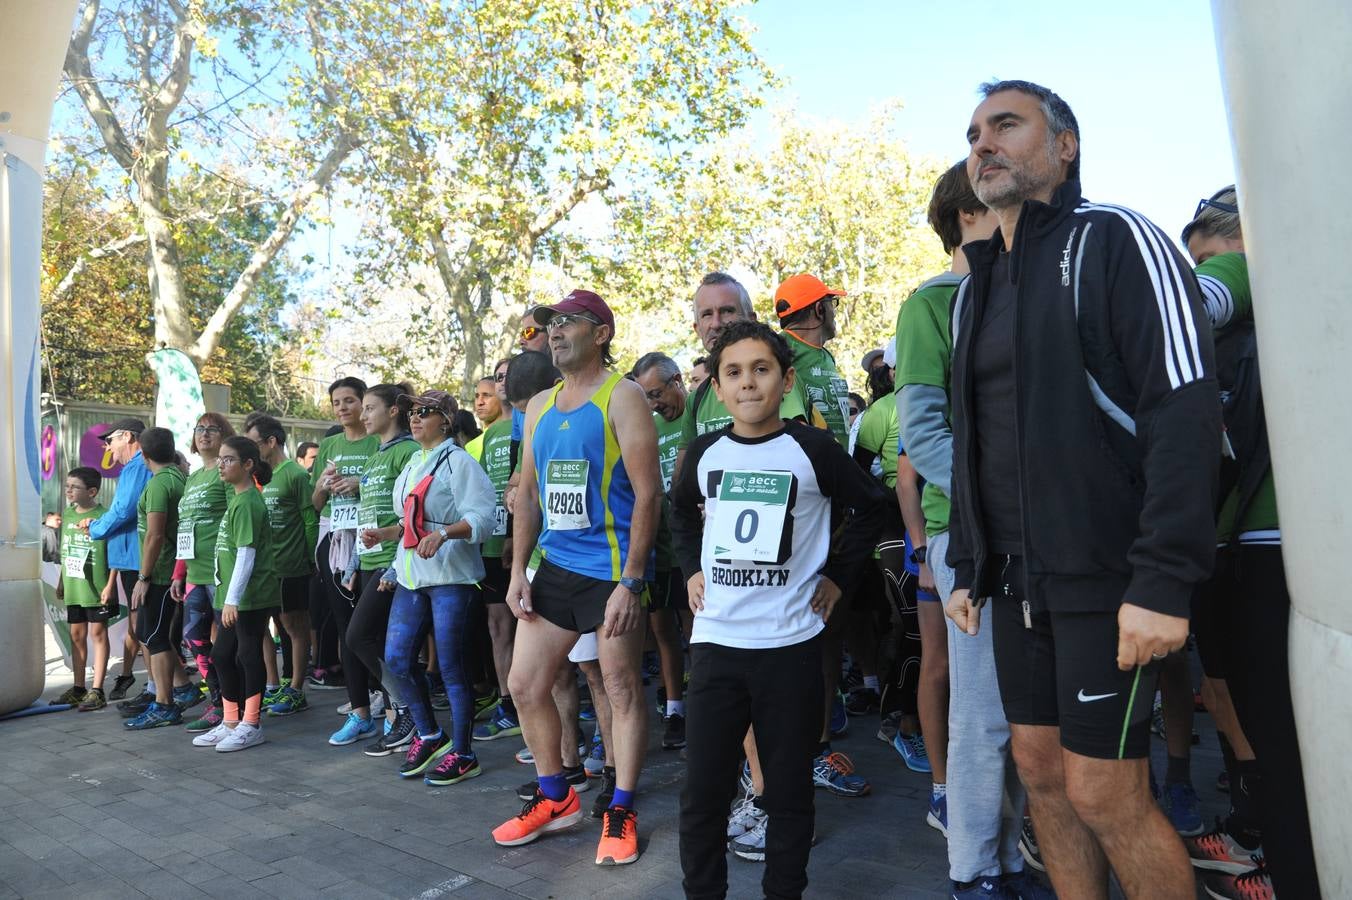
top-left (213, 488), bottom-right (281, 611)
top-left (855, 397), bottom-right (899, 489)
top-left (176, 465), bottom-right (229, 584)
top-left (677, 375), bottom-right (810, 449)
top-left (653, 410), bottom-right (685, 571)
top-left (895, 274), bottom-right (962, 537)
top-left (478, 417), bottom-right (514, 558)
top-left (263, 459), bottom-right (317, 578)
top-left (1199, 253), bottom-right (1275, 541)
top-left (60, 505), bottom-right (109, 607)
top-left (357, 436), bottom-right (419, 570)
top-left (137, 466), bottom-right (185, 584)
top-left (312, 432), bottom-right (380, 520)
top-left (784, 331), bottom-right (852, 450)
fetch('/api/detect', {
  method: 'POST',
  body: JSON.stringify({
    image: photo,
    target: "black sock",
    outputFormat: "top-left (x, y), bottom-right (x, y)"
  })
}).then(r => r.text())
top-left (817, 740), bottom-right (831, 757)
top-left (501, 694), bottom-right (516, 717)
top-left (1228, 760), bottom-right (1263, 846)
top-left (1165, 754), bottom-right (1191, 785)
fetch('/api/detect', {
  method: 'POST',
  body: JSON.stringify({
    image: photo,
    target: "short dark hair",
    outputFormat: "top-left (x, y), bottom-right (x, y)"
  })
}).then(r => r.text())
top-left (709, 320), bottom-right (793, 384)
top-left (692, 356), bottom-right (707, 369)
top-left (979, 79), bottom-right (1080, 180)
top-left (67, 466), bottom-right (101, 491)
top-left (297, 441), bottom-right (318, 458)
top-left (247, 413), bottom-right (287, 449)
top-left (328, 376), bottom-right (367, 398)
top-left (928, 160), bottom-right (987, 254)
top-left (139, 427), bottom-right (177, 465)
top-left (451, 410), bottom-right (481, 443)
top-left (505, 350), bottom-right (561, 406)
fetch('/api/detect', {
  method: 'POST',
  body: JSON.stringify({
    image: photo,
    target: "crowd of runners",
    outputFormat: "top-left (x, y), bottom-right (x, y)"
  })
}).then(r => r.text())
top-left (44, 80), bottom-right (1316, 900)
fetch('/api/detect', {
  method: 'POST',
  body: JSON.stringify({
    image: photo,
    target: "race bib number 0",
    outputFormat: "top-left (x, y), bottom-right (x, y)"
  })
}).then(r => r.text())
top-left (64, 550), bottom-right (89, 579)
top-left (356, 517), bottom-right (382, 555)
top-left (493, 504), bottom-right (508, 537)
top-left (710, 470), bottom-right (792, 562)
top-left (331, 500), bottom-right (359, 530)
top-left (545, 460), bottom-right (591, 531)
top-left (175, 529), bottom-right (195, 560)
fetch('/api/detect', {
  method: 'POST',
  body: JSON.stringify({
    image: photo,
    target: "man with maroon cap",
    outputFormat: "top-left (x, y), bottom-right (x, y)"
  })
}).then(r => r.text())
top-left (493, 289), bottom-right (661, 868)
top-left (774, 274), bottom-right (853, 451)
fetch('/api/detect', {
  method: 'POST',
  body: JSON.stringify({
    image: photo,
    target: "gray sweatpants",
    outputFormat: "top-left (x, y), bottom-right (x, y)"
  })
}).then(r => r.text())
top-left (930, 531), bottom-right (1026, 882)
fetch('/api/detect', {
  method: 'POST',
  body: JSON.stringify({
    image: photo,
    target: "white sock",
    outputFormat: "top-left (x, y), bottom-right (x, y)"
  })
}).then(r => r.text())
top-left (862, 675), bottom-right (880, 691)
top-left (666, 700), bottom-right (685, 717)
top-left (932, 782), bottom-right (947, 797)
top-left (145, 680), bottom-right (156, 693)
top-left (266, 683), bottom-right (279, 693)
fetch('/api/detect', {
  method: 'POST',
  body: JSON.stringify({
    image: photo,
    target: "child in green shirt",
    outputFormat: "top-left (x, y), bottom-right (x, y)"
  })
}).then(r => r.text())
top-left (55, 467), bottom-right (113, 711)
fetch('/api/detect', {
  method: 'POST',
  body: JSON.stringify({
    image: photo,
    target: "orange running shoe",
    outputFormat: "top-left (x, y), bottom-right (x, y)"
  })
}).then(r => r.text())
top-left (595, 806), bottom-right (639, 866)
top-left (491, 788), bottom-right (582, 846)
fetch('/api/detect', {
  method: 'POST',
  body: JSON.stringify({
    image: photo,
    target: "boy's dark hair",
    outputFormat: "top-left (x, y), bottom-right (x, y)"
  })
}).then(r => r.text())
top-left (67, 466), bottom-right (101, 491)
top-left (506, 350), bottom-right (562, 406)
top-left (223, 435), bottom-right (273, 486)
top-left (297, 441), bottom-right (318, 457)
top-left (248, 413), bottom-right (287, 449)
top-left (328, 376), bottom-right (367, 398)
top-left (928, 160), bottom-right (987, 254)
top-left (451, 410), bottom-right (481, 442)
top-left (139, 427), bottom-right (177, 465)
top-left (709, 320), bottom-right (793, 384)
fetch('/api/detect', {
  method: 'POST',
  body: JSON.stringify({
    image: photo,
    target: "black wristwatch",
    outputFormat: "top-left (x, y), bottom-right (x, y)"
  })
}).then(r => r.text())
top-left (619, 576), bottom-right (645, 595)
top-left (909, 546), bottom-right (927, 566)
top-left (137, 573), bottom-right (151, 583)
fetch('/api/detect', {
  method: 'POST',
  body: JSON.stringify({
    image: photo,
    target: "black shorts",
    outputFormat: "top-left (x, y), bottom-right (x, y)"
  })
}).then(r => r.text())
top-left (67, 603), bottom-right (116, 625)
top-left (989, 556), bottom-right (1160, 760)
top-left (135, 582), bottom-right (178, 654)
top-left (530, 558), bottom-right (616, 634)
top-left (479, 555), bottom-right (510, 604)
top-left (279, 574), bottom-right (311, 613)
top-left (1191, 555), bottom-right (1234, 680)
top-left (649, 567), bottom-right (688, 613)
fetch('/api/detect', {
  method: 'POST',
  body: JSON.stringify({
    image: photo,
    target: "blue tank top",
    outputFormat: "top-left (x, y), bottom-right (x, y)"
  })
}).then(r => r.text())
top-left (532, 372), bottom-right (652, 582)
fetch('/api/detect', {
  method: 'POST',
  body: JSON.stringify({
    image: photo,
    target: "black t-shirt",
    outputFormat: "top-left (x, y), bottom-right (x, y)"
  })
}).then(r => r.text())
top-left (972, 251), bottom-right (1023, 554)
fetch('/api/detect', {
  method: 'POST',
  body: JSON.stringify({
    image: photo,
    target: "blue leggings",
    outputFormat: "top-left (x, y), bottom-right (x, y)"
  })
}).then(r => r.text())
top-left (385, 583), bottom-right (477, 753)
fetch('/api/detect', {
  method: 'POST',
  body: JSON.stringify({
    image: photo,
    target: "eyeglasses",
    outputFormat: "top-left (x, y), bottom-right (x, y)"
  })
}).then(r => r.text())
top-left (1192, 196), bottom-right (1239, 220)
top-left (545, 313), bottom-right (599, 332)
top-left (520, 325), bottom-right (543, 341)
top-left (847, 406), bottom-right (860, 417)
top-left (218, 455), bottom-right (240, 466)
top-left (410, 406), bottom-right (444, 419)
top-left (644, 375), bottom-right (678, 402)
top-left (494, 372), bottom-right (507, 382)
top-left (193, 425), bottom-right (222, 435)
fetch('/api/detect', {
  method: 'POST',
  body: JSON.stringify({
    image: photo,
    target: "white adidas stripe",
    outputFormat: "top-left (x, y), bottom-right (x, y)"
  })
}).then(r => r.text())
top-left (1197, 273), bottom-right (1236, 330)
top-left (1077, 203), bottom-right (1204, 390)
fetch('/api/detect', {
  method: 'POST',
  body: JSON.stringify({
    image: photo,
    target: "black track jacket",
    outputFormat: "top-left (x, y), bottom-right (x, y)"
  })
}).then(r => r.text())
top-left (947, 179), bottom-right (1220, 619)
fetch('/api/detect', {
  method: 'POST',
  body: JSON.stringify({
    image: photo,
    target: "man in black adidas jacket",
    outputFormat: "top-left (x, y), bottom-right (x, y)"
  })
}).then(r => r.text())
top-left (944, 80), bottom-right (1219, 900)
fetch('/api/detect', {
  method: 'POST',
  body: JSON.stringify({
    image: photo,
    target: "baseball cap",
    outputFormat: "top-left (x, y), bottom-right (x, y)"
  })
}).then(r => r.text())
top-left (774, 273), bottom-right (846, 318)
top-left (399, 389), bottom-right (457, 417)
top-left (531, 289), bottom-right (615, 333)
top-left (99, 417), bottom-right (146, 441)
top-left (861, 348), bottom-right (885, 373)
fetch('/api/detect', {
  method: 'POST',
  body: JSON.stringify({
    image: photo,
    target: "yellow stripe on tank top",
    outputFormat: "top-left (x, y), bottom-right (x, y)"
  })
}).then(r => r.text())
top-left (593, 373), bottom-right (624, 581)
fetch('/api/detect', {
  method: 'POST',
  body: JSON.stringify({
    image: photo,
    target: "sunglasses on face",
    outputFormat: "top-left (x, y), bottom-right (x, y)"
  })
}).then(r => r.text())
top-left (494, 372), bottom-right (507, 382)
top-left (520, 326), bottom-right (543, 341)
top-left (848, 406), bottom-right (860, 417)
top-left (411, 406), bottom-right (445, 420)
top-left (546, 313), bottom-right (599, 332)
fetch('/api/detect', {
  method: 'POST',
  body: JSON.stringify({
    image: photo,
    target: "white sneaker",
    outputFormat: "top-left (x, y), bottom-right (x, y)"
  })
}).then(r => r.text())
top-left (336, 700), bottom-right (352, 715)
top-left (216, 722), bottom-right (265, 753)
top-left (727, 792), bottom-right (766, 839)
top-left (368, 691), bottom-right (386, 717)
top-left (729, 815), bottom-right (767, 861)
top-left (192, 723), bottom-right (233, 747)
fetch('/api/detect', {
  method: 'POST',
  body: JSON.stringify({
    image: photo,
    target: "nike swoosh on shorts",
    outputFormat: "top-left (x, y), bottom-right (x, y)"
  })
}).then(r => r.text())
top-left (1076, 689), bottom-right (1118, 703)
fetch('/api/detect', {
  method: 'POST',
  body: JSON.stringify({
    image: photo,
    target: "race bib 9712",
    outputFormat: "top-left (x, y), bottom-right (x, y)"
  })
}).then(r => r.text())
top-left (331, 499), bottom-right (359, 531)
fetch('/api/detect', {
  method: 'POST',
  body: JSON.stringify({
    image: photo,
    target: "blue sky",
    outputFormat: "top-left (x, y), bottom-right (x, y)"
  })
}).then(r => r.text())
top-left (740, 0), bottom-right (1234, 244)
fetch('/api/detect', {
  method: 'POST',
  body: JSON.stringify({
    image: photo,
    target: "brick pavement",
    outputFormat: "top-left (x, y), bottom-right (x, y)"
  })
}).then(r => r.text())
top-left (3, 656), bottom-right (1225, 899)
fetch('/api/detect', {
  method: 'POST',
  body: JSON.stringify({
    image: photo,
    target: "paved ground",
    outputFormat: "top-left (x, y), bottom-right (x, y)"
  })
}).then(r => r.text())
top-left (3, 640), bottom-right (1225, 899)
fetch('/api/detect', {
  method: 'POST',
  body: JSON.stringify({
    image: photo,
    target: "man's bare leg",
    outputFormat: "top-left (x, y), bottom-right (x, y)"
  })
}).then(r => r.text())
top-left (1010, 723), bottom-right (1109, 899)
top-left (489, 604), bottom-right (517, 698)
top-left (579, 660), bottom-right (615, 766)
top-left (552, 665), bottom-right (582, 768)
top-left (507, 615), bottom-right (578, 779)
top-left (594, 625), bottom-right (645, 794)
top-left (69, 622), bottom-right (89, 689)
top-left (281, 610), bottom-right (311, 693)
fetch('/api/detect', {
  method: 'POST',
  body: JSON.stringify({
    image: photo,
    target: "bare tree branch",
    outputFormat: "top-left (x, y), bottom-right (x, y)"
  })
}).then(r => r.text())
top-left (48, 232), bottom-right (147, 304)
top-left (63, 0), bottom-right (136, 171)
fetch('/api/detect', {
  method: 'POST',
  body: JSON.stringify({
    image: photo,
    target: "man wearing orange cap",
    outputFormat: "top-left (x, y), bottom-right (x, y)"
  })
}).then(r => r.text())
top-left (774, 274), bottom-right (853, 451)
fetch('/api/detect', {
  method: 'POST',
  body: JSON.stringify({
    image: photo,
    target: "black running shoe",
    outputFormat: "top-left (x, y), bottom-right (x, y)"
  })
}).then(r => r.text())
top-left (108, 674), bottom-right (135, 701)
top-left (117, 691), bottom-right (155, 717)
top-left (662, 713), bottom-right (686, 750)
top-left (1019, 816), bottom-right (1045, 873)
top-left (517, 764), bottom-right (590, 801)
top-left (590, 766), bottom-right (617, 819)
top-left (365, 708), bottom-right (415, 757)
top-left (399, 732), bottom-right (451, 778)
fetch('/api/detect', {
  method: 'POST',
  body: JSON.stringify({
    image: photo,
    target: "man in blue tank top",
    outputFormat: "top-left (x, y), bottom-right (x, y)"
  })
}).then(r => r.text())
top-left (491, 289), bottom-right (661, 868)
